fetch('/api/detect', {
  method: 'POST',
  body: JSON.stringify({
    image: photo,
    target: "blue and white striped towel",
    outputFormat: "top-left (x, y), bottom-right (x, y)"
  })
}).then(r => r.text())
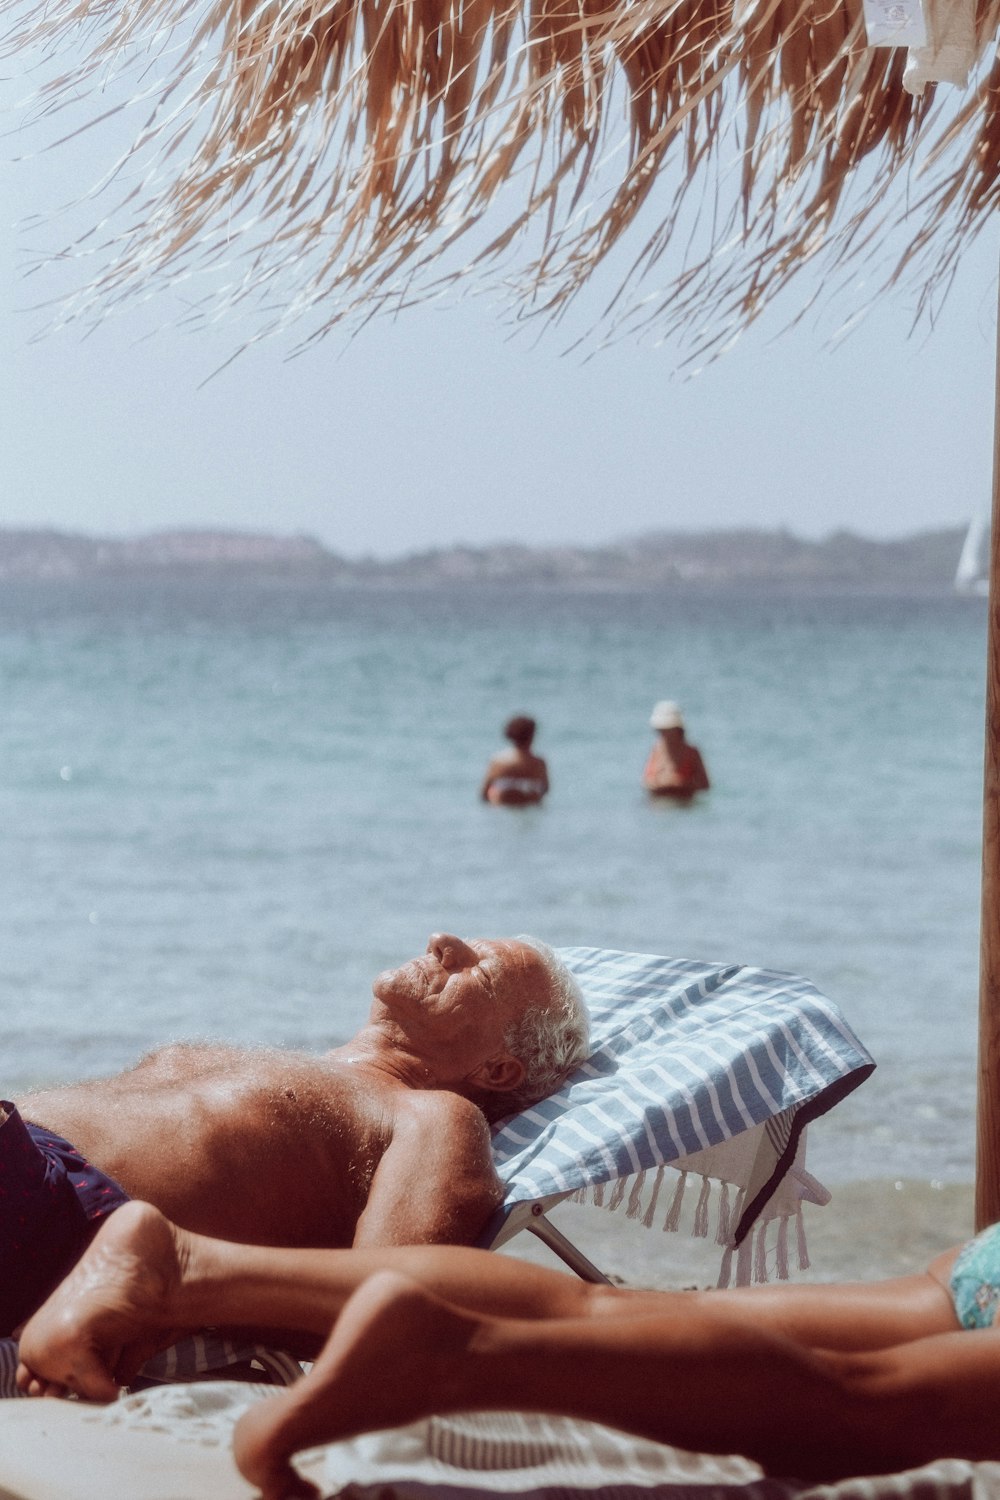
top-left (487, 948), bottom-right (874, 1251)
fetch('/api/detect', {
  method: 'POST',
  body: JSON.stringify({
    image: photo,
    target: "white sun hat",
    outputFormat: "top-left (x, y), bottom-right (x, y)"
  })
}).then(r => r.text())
top-left (649, 700), bottom-right (684, 729)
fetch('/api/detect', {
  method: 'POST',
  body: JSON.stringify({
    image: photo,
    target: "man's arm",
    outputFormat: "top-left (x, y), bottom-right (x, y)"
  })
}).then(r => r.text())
top-left (353, 1094), bottom-right (504, 1247)
top-left (642, 744), bottom-right (675, 790)
top-left (480, 755), bottom-right (503, 800)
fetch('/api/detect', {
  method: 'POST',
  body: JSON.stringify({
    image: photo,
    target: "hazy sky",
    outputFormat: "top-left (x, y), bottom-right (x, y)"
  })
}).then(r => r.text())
top-left (3, 56), bottom-right (998, 560)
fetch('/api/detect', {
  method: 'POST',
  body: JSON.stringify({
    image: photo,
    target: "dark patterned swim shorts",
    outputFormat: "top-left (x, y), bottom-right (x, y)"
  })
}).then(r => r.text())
top-left (0, 1100), bottom-right (130, 1336)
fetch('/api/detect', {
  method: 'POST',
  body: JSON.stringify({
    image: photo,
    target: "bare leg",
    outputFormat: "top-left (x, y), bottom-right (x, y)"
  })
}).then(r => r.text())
top-left (232, 1270), bottom-right (1000, 1500)
top-left (15, 1204), bottom-right (632, 1398)
top-left (702, 1264), bottom-right (959, 1351)
top-left (17, 1201), bottom-right (963, 1402)
top-left (233, 1273), bottom-right (487, 1500)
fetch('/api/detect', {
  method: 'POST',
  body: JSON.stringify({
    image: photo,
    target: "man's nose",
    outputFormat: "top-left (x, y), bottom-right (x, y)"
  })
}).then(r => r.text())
top-left (427, 933), bottom-right (476, 969)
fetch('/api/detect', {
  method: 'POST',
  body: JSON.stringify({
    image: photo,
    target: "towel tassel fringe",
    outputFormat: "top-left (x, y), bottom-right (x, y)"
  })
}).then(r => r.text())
top-left (607, 1175), bottom-right (629, 1212)
top-left (563, 1173), bottom-right (813, 1290)
top-left (693, 1174), bottom-right (712, 1239)
top-left (642, 1165), bottom-right (665, 1229)
top-left (663, 1169), bottom-right (688, 1232)
top-left (776, 1213), bottom-right (790, 1279)
top-left (753, 1221), bottom-right (769, 1283)
top-left (715, 1180), bottom-right (731, 1246)
top-left (796, 1202), bottom-right (810, 1271)
top-left (625, 1169), bottom-right (647, 1221)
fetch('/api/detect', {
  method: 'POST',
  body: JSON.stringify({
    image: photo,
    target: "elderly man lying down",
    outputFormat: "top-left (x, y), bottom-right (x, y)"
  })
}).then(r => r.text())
top-left (17, 1203), bottom-right (1000, 1499)
top-left (1, 933), bottom-right (588, 1336)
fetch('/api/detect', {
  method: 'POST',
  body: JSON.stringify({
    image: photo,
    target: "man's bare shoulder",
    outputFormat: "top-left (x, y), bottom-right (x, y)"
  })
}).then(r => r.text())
top-left (353, 1089), bottom-right (502, 1246)
top-left (390, 1092), bottom-right (500, 1203)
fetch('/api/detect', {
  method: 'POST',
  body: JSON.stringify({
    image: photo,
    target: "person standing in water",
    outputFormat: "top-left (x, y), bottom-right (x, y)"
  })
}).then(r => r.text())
top-left (643, 701), bottom-right (709, 799)
top-left (481, 716), bottom-right (549, 807)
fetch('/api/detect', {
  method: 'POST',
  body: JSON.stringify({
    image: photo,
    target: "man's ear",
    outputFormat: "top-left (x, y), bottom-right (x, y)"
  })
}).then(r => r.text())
top-left (467, 1053), bottom-right (526, 1093)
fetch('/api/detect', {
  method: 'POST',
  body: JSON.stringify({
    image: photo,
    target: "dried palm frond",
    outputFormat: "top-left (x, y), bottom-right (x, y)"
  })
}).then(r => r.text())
top-left (3, 0), bottom-right (999, 352)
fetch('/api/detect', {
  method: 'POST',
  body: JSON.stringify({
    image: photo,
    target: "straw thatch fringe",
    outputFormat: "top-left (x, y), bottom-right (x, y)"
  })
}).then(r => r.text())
top-left (571, 1170), bottom-right (809, 1285)
top-left (3, 0), bottom-right (999, 352)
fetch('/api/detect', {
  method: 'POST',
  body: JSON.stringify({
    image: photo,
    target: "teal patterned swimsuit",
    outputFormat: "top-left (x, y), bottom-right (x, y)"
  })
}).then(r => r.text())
top-left (949, 1222), bottom-right (1000, 1329)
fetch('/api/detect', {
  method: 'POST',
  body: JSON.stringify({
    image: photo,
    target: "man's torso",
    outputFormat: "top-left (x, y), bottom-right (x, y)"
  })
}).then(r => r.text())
top-left (19, 1045), bottom-right (401, 1248)
top-left (644, 743), bottom-right (702, 793)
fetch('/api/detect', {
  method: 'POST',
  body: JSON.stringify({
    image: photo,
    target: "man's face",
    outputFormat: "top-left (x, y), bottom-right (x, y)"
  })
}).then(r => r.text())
top-left (371, 933), bottom-right (551, 1086)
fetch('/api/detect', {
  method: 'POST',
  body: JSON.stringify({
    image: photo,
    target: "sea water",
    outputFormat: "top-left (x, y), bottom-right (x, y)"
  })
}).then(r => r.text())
top-left (0, 578), bottom-right (988, 1258)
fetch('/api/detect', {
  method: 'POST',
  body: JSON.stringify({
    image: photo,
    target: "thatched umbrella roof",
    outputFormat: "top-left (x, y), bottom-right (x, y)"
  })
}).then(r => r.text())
top-left (5, 0), bottom-right (1000, 353)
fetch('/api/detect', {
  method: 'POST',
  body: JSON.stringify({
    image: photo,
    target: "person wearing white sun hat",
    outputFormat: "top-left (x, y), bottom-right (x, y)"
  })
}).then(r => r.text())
top-left (643, 701), bottom-right (709, 799)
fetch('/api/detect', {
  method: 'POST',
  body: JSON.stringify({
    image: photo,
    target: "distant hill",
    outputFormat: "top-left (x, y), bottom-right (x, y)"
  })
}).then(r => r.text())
top-left (0, 529), bottom-right (341, 581)
top-left (0, 525), bottom-right (972, 593)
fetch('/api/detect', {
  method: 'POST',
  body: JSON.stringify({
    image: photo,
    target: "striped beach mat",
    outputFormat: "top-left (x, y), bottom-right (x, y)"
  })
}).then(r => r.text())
top-left (485, 948), bottom-right (875, 1271)
top-left (321, 1409), bottom-right (1000, 1500)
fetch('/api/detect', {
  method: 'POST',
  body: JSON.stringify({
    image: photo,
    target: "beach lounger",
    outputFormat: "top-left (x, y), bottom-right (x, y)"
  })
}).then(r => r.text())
top-left (483, 946), bottom-right (875, 1287)
top-left (0, 947), bottom-right (873, 1400)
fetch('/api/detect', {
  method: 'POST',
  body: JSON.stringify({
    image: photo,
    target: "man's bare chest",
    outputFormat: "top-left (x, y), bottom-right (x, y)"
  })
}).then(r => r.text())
top-left (27, 1047), bottom-right (397, 1246)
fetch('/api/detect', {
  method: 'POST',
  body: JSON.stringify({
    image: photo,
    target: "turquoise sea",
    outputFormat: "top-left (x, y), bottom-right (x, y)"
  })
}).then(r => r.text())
top-left (0, 579), bottom-right (988, 1211)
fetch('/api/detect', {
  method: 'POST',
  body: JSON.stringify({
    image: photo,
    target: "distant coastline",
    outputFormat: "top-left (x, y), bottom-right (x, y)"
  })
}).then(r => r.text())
top-left (0, 525), bottom-right (972, 594)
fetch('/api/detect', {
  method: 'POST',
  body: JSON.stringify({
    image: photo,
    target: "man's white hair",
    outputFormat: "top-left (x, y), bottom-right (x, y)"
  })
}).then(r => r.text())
top-left (491, 935), bottom-right (590, 1121)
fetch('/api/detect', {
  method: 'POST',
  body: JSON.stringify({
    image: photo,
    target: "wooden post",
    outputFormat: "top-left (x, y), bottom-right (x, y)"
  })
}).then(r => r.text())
top-left (975, 274), bottom-right (1000, 1232)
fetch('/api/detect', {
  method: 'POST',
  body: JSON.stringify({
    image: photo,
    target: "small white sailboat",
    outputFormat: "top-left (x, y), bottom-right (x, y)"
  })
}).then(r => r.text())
top-left (955, 514), bottom-right (991, 596)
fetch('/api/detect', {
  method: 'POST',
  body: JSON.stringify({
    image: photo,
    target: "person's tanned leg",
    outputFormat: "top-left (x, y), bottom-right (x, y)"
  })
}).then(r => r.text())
top-left (231, 1272), bottom-right (1000, 1500)
top-left (17, 1201), bottom-right (963, 1403)
top-left (233, 1274), bottom-right (484, 1500)
top-left (702, 1269), bottom-right (959, 1351)
top-left (17, 1202), bottom-right (636, 1397)
top-left (20, 1205), bottom-right (997, 1500)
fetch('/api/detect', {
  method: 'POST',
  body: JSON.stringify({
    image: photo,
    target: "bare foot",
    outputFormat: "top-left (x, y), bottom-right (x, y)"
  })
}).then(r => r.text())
top-left (16, 1200), bottom-right (189, 1400)
top-left (233, 1271), bottom-right (479, 1500)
